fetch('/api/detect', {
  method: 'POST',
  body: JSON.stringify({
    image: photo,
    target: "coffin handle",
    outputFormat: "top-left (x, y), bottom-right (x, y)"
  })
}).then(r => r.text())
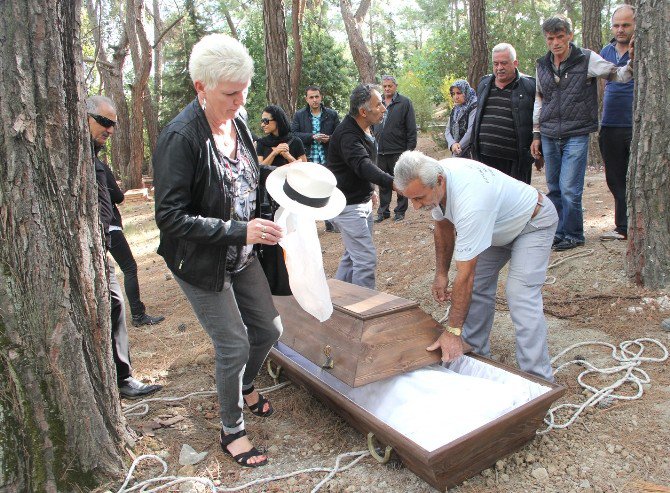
top-left (267, 359), bottom-right (282, 384)
top-left (367, 432), bottom-right (392, 464)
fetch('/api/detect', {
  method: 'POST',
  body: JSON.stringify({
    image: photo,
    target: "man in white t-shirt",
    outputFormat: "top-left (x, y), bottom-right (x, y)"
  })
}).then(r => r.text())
top-left (394, 151), bottom-right (558, 381)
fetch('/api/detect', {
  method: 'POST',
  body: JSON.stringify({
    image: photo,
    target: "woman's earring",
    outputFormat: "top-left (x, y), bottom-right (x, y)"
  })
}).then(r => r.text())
top-left (201, 97), bottom-right (207, 111)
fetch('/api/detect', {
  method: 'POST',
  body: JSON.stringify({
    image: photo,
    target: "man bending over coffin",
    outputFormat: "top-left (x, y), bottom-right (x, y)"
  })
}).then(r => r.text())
top-left (394, 151), bottom-right (558, 381)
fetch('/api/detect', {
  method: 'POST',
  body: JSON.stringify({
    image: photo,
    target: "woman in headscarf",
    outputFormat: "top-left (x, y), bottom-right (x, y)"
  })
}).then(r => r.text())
top-left (444, 79), bottom-right (478, 158)
top-left (256, 104), bottom-right (307, 166)
top-left (152, 34), bottom-right (283, 468)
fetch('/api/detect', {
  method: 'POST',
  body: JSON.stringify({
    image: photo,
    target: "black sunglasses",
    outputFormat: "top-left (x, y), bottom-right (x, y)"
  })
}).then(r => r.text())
top-left (89, 113), bottom-right (117, 128)
top-left (260, 118), bottom-right (274, 125)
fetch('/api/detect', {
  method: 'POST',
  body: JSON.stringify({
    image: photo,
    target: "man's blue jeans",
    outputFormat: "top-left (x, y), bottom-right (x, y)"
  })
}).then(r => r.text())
top-left (541, 134), bottom-right (589, 243)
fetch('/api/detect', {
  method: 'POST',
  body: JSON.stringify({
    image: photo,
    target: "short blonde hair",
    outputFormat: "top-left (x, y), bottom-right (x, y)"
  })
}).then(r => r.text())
top-left (189, 34), bottom-right (254, 89)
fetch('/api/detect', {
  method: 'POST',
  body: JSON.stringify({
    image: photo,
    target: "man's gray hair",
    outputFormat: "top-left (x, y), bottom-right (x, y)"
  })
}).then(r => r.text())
top-left (86, 95), bottom-right (115, 113)
top-left (381, 75), bottom-right (397, 84)
top-left (542, 14), bottom-right (573, 35)
top-left (394, 151), bottom-right (443, 191)
top-left (349, 84), bottom-right (379, 117)
top-left (611, 4), bottom-right (635, 23)
top-left (492, 43), bottom-right (517, 62)
top-left (189, 33), bottom-right (254, 89)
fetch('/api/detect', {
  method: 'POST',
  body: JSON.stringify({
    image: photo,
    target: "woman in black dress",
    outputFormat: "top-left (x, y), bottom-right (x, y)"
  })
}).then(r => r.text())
top-left (256, 105), bottom-right (307, 165)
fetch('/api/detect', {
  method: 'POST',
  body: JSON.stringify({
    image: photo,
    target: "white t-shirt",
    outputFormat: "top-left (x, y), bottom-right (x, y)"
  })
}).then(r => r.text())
top-left (431, 158), bottom-right (537, 261)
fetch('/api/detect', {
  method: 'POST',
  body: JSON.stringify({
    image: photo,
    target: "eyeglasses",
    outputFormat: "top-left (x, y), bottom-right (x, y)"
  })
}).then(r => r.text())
top-left (260, 118), bottom-right (274, 126)
top-left (88, 113), bottom-right (117, 128)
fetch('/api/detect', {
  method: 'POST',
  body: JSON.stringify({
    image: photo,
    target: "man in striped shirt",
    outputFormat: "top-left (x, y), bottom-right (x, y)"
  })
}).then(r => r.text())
top-left (471, 43), bottom-right (537, 184)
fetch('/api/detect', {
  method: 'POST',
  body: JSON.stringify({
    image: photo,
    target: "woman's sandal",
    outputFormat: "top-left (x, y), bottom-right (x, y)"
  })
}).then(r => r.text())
top-left (220, 429), bottom-right (268, 468)
top-left (242, 385), bottom-right (274, 417)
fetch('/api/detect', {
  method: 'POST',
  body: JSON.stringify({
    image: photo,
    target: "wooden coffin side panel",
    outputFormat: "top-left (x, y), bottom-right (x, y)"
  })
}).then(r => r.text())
top-left (353, 309), bottom-right (443, 387)
top-left (269, 347), bottom-right (565, 492)
top-left (273, 295), bottom-right (363, 387)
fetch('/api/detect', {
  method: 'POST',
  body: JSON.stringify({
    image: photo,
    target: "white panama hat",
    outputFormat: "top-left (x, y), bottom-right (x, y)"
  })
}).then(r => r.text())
top-left (265, 162), bottom-right (346, 220)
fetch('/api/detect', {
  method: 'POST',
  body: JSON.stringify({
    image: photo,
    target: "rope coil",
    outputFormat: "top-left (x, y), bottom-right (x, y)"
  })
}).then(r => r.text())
top-left (539, 337), bottom-right (668, 434)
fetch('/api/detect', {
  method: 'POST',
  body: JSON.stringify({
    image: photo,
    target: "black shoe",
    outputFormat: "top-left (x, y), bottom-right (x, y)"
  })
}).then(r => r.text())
top-left (374, 215), bottom-right (389, 224)
top-left (118, 377), bottom-right (162, 399)
top-left (552, 238), bottom-right (584, 252)
top-left (552, 236), bottom-right (563, 247)
top-left (132, 313), bottom-right (165, 327)
top-left (393, 215), bottom-right (405, 222)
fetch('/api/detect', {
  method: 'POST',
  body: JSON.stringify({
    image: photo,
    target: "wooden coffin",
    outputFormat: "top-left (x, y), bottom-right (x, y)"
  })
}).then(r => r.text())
top-left (270, 342), bottom-right (565, 491)
top-left (273, 279), bottom-right (444, 387)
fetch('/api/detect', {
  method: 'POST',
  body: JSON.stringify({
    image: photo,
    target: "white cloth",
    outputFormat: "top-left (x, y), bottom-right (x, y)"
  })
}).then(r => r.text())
top-left (430, 159), bottom-right (537, 261)
top-left (349, 359), bottom-right (550, 452)
top-left (275, 207), bottom-right (333, 322)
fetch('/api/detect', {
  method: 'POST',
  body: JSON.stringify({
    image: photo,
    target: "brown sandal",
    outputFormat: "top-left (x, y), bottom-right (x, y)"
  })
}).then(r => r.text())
top-left (220, 429), bottom-right (268, 468)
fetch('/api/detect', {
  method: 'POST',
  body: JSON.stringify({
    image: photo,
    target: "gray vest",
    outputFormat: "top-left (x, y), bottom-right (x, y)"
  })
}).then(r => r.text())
top-left (537, 46), bottom-right (599, 138)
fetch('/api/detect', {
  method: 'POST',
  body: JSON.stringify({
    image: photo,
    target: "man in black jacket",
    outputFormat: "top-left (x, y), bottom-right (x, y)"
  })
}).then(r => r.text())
top-left (373, 75), bottom-right (417, 223)
top-left (291, 85), bottom-right (341, 232)
top-left (471, 43), bottom-right (537, 184)
top-left (87, 95), bottom-right (162, 399)
top-left (327, 84), bottom-right (394, 289)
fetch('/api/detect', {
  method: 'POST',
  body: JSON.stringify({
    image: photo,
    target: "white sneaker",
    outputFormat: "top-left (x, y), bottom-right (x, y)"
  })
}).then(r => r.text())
top-left (599, 230), bottom-right (626, 241)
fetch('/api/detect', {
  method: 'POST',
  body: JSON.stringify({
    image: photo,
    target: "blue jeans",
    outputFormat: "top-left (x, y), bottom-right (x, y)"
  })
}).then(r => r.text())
top-left (541, 135), bottom-right (589, 242)
top-left (331, 201), bottom-right (377, 289)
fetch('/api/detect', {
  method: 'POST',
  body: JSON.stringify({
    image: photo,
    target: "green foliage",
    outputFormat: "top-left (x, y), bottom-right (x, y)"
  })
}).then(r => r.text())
top-left (297, 15), bottom-right (357, 117)
top-left (160, 0), bottom-right (207, 128)
top-left (397, 71), bottom-right (434, 130)
top-left (239, 9), bottom-right (267, 129)
top-left (371, 8), bottom-right (400, 78)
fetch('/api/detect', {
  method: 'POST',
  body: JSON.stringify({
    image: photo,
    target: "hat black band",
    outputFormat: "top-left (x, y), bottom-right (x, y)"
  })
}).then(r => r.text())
top-left (283, 181), bottom-right (329, 208)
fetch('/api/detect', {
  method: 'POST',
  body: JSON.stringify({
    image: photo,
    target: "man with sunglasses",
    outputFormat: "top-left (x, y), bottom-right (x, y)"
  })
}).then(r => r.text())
top-left (87, 95), bottom-right (162, 399)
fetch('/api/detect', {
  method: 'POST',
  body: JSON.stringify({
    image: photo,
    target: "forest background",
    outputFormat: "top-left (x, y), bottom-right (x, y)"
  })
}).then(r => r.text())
top-left (84, 0), bottom-right (623, 190)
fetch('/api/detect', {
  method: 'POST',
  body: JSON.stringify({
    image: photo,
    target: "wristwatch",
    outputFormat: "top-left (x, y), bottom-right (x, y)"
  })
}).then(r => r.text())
top-left (445, 326), bottom-right (462, 337)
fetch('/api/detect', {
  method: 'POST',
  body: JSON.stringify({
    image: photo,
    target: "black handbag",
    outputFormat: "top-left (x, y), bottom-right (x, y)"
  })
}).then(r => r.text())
top-left (258, 165), bottom-right (292, 296)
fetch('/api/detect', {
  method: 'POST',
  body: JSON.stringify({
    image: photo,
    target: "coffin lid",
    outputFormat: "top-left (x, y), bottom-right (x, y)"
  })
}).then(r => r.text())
top-left (328, 279), bottom-right (418, 320)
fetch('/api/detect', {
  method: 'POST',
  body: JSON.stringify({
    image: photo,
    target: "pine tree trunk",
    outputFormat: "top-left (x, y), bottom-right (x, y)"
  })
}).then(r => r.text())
top-left (0, 0), bottom-right (128, 490)
top-left (625, 0), bottom-right (670, 288)
top-left (582, 0), bottom-right (605, 169)
top-left (289, 0), bottom-right (305, 115)
top-left (126, 0), bottom-right (153, 189)
top-left (86, 0), bottom-right (132, 186)
top-left (263, 0), bottom-right (292, 110)
top-left (340, 0), bottom-right (375, 83)
top-left (467, 0), bottom-right (488, 88)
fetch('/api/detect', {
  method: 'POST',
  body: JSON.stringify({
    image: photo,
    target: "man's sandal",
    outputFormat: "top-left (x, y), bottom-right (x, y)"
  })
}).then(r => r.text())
top-left (220, 429), bottom-right (268, 468)
top-left (242, 385), bottom-right (274, 417)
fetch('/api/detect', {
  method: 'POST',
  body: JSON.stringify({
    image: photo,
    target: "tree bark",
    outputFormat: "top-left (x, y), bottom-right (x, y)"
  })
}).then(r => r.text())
top-left (126, 0), bottom-right (153, 188)
top-left (625, 0), bottom-right (670, 288)
top-left (340, 0), bottom-right (375, 82)
top-left (263, 0), bottom-right (293, 110)
top-left (467, 0), bottom-right (488, 88)
top-left (582, 0), bottom-right (605, 169)
top-left (289, 0), bottom-right (305, 115)
top-left (0, 0), bottom-right (128, 490)
top-left (145, 0), bottom-right (163, 157)
top-left (86, 0), bottom-right (132, 185)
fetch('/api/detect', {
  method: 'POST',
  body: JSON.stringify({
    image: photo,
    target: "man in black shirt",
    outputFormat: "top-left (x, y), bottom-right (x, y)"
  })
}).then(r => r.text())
top-left (327, 85), bottom-right (394, 289)
top-left (471, 43), bottom-right (537, 184)
top-left (87, 95), bottom-right (162, 399)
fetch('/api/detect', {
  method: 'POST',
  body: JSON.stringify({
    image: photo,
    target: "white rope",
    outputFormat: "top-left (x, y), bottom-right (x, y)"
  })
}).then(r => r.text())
top-left (544, 248), bottom-right (595, 285)
top-left (538, 338), bottom-right (668, 434)
top-left (122, 382), bottom-right (292, 417)
top-left (115, 450), bottom-right (370, 493)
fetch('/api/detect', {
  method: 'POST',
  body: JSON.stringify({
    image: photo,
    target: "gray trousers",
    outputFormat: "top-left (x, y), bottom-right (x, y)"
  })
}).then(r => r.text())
top-left (176, 258), bottom-right (283, 433)
top-left (463, 196), bottom-right (558, 382)
top-left (331, 201), bottom-right (376, 289)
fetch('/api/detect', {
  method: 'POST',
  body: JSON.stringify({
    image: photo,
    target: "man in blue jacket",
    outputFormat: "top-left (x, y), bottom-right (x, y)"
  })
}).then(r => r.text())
top-left (291, 85), bottom-right (341, 232)
top-left (599, 4), bottom-right (635, 241)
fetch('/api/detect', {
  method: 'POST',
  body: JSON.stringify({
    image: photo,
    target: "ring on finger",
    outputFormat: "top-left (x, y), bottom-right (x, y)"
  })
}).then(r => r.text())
top-left (261, 225), bottom-right (267, 233)
top-left (261, 232), bottom-right (267, 240)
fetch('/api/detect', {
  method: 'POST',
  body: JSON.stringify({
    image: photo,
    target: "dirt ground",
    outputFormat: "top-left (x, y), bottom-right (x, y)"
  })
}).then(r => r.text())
top-left (109, 136), bottom-right (670, 493)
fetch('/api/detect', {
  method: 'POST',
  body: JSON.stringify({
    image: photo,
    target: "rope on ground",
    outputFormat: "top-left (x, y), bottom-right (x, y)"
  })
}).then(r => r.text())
top-left (544, 248), bottom-right (595, 285)
top-left (538, 338), bottom-right (668, 435)
top-left (115, 450), bottom-right (370, 493)
top-left (122, 381), bottom-right (291, 417)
